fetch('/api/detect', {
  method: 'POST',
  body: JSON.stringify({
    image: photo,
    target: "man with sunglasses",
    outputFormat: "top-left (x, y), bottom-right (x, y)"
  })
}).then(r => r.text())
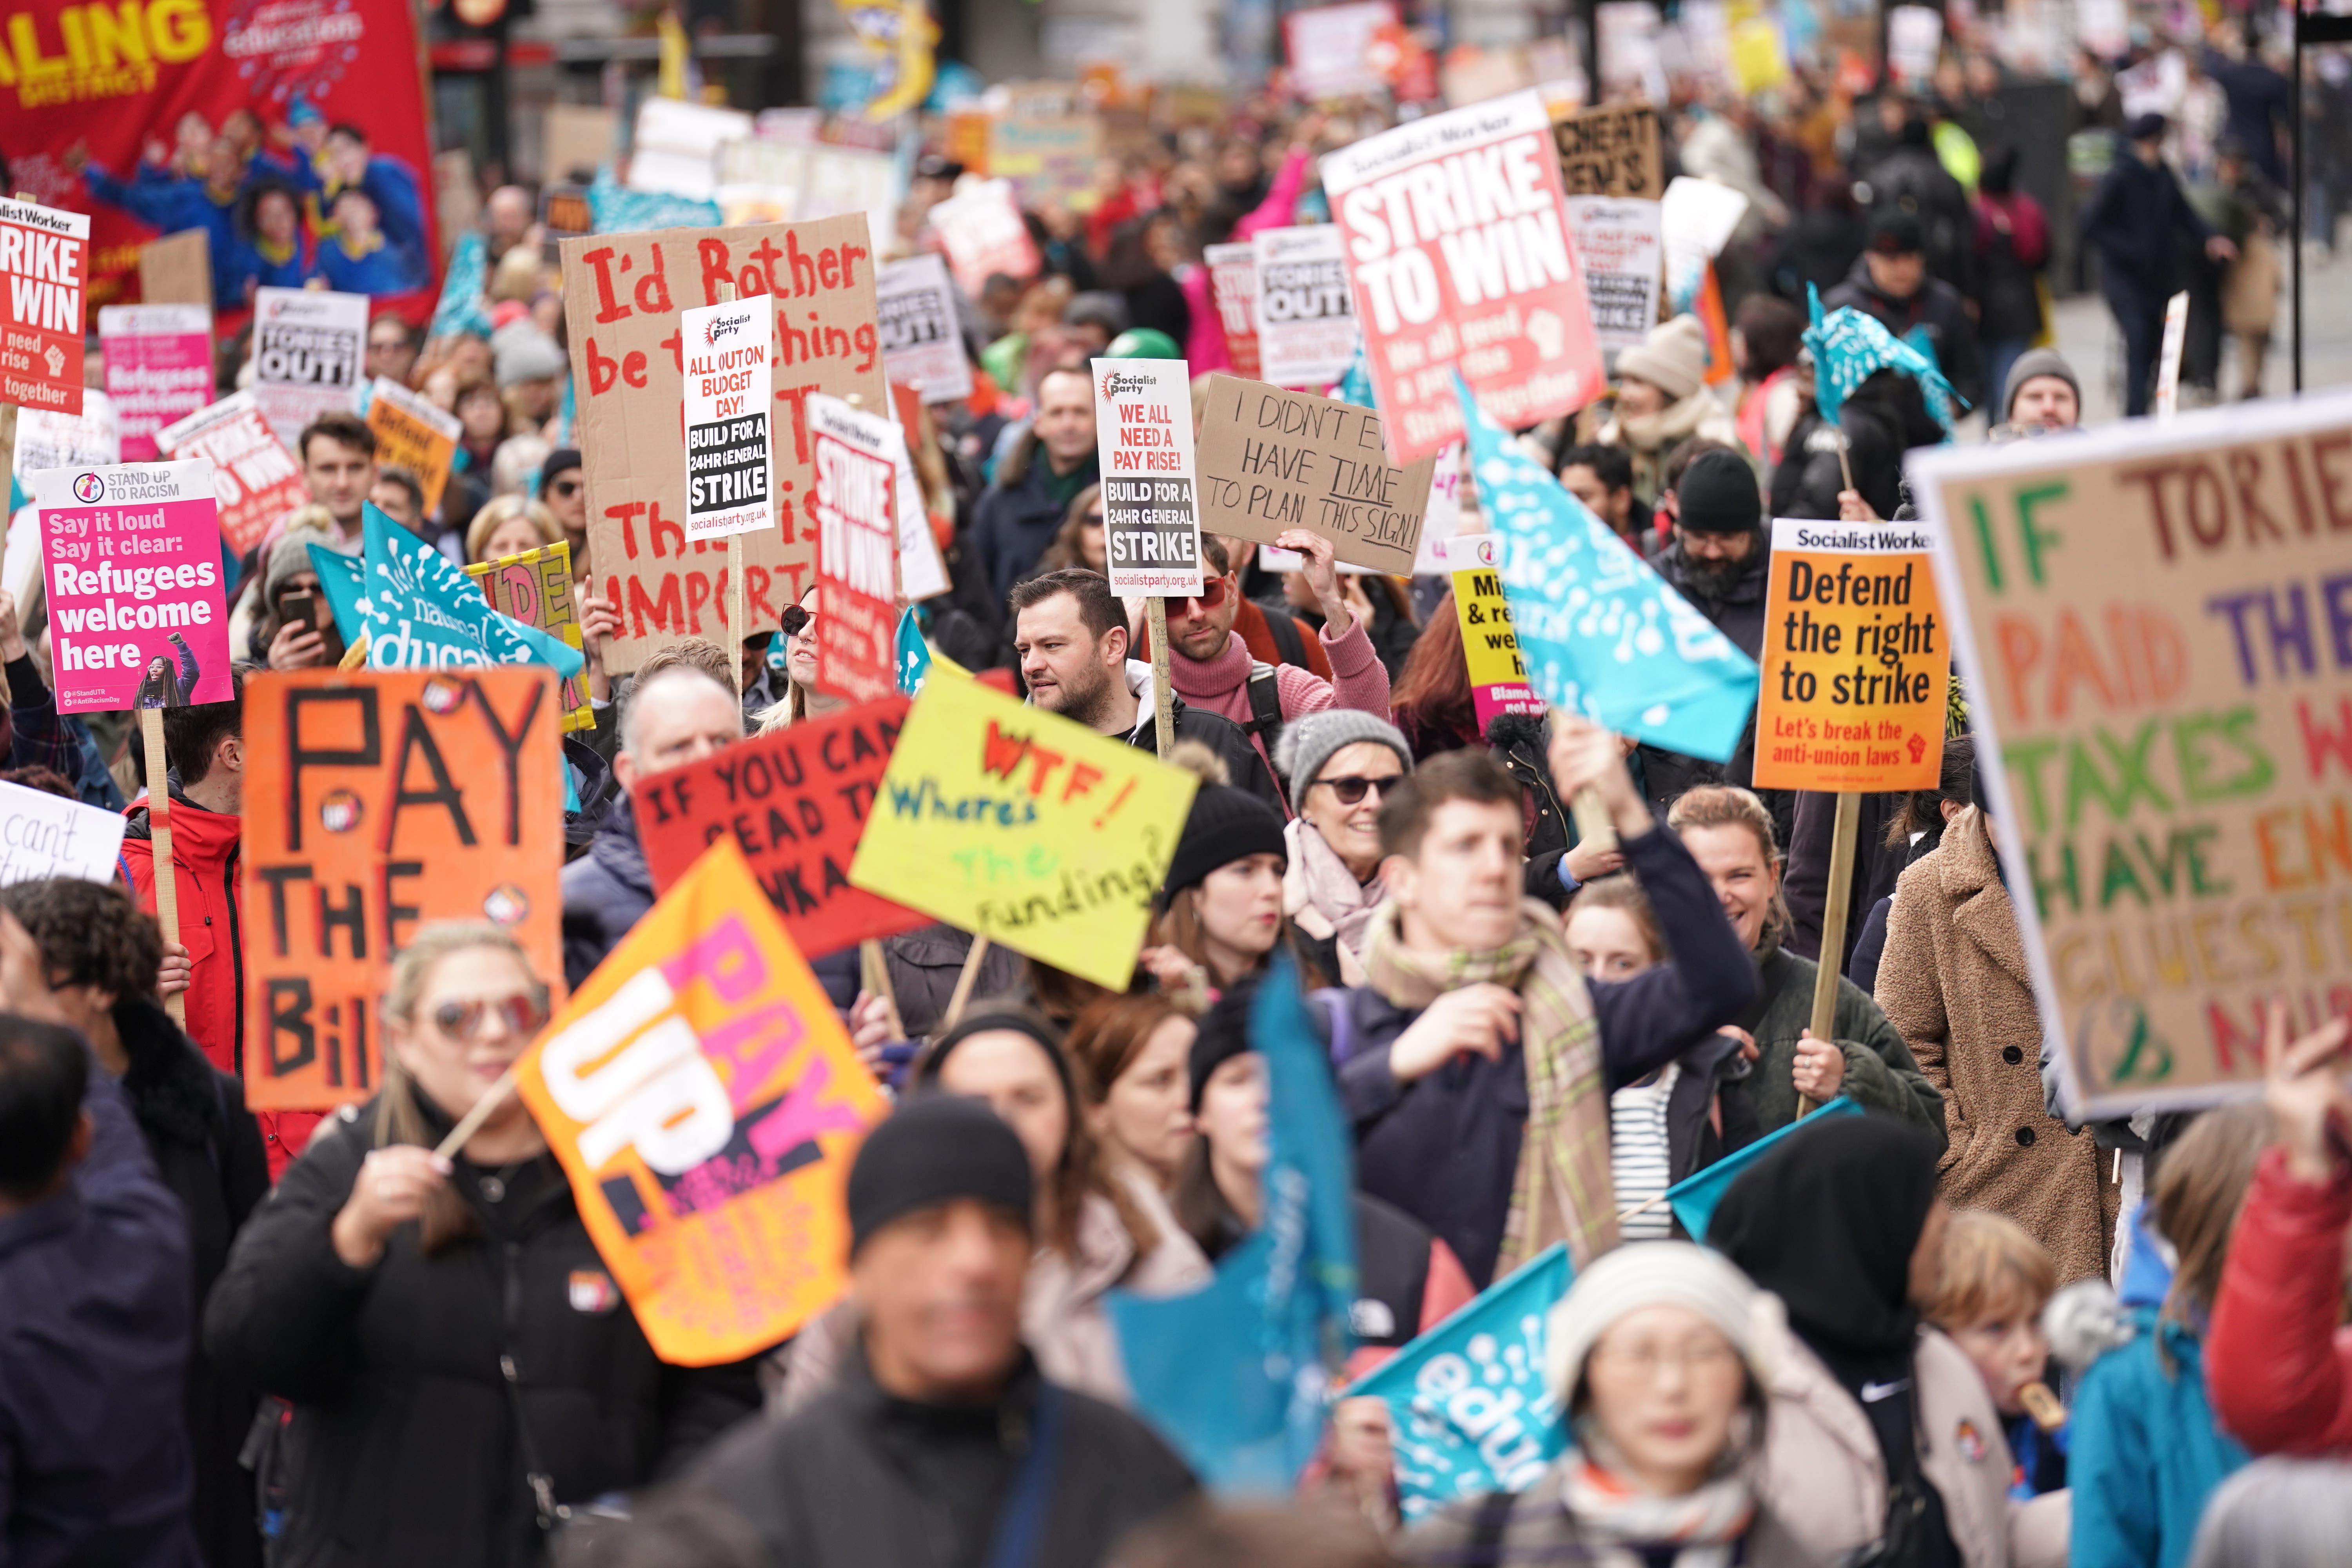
top-left (541, 448), bottom-right (589, 574)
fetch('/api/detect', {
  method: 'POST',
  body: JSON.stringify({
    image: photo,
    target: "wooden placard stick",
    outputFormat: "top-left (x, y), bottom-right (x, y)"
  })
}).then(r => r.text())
top-left (941, 934), bottom-right (993, 1033)
top-left (1797, 789), bottom-right (1862, 1117)
top-left (433, 1067), bottom-right (515, 1160)
top-left (1547, 708), bottom-right (1617, 854)
top-left (859, 937), bottom-right (905, 1040)
top-left (1144, 598), bottom-right (1175, 758)
top-left (714, 279), bottom-right (747, 696)
top-left (141, 710), bottom-right (185, 1025)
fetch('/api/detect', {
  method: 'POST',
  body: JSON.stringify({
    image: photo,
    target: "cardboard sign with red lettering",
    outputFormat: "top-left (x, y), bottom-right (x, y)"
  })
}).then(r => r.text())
top-left (634, 696), bottom-right (927, 958)
top-left (808, 394), bottom-right (899, 704)
top-left (239, 668), bottom-right (566, 1112)
top-left (153, 392), bottom-right (310, 557)
top-left (0, 196), bottom-right (89, 416)
top-left (1321, 90), bottom-right (1606, 465)
top-left (514, 837), bottom-right (887, 1366)
top-left (560, 217), bottom-right (886, 673)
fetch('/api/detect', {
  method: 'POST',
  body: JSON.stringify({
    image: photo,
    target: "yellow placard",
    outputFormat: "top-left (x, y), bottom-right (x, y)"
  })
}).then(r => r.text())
top-left (1448, 534), bottom-right (1544, 731)
top-left (364, 379), bottom-right (461, 514)
top-left (1751, 518), bottom-right (1950, 793)
top-left (849, 677), bottom-right (1198, 988)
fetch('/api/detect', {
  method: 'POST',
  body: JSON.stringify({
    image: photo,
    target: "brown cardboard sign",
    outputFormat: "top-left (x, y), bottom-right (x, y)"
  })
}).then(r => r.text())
top-left (138, 230), bottom-right (212, 312)
top-left (560, 216), bottom-right (886, 673)
top-left (544, 103), bottom-right (620, 183)
top-left (1193, 373), bottom-right (1435, 574)
top-left (1552, 102), bottom-right (1664, 200)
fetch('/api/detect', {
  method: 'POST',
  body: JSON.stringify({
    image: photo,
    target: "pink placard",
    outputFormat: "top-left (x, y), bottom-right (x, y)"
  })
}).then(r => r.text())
top-left (99, 305), bottom-right (214, 463)
top-left (31, 462), bottom-right (232, 714)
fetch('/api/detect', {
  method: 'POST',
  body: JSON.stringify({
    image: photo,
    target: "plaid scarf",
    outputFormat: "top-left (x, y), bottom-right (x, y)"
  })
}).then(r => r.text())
top-left (1362, 900), bottom-right (1618, 1271)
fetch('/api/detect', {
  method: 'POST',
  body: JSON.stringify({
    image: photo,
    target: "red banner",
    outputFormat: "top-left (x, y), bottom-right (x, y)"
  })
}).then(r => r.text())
top-left (0, 0), bottom-right (438, 325)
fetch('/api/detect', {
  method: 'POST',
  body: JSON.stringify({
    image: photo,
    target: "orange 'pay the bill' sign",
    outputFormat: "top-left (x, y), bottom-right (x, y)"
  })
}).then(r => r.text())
top-left (515, 838), bottom-right (886, 1365)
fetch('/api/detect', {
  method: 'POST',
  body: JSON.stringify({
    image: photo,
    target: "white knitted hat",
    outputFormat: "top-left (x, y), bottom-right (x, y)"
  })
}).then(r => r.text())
top-left (1543, 1242), bottom-right (1784, 1405)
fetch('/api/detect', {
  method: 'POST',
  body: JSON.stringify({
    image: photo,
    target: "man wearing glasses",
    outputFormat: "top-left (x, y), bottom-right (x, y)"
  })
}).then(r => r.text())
top-left (541, 448), bottom-right (589, 575)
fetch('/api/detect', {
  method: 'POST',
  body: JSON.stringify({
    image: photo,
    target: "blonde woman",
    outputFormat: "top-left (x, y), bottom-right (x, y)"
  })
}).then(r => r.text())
top-left (466, 494), bottom-right (562, 565)
top-left (204, 924), bottom-right (759, 1565)
top-left (755, 588), bottom-right (844, 733)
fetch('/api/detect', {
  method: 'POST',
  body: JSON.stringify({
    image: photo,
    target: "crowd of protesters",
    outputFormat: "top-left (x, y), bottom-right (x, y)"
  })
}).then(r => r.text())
top-left (2, 11), bottom-right (2350, 1568)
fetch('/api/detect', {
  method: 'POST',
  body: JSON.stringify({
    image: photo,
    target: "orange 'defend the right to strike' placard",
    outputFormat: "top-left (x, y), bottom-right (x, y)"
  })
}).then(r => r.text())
top-left (1750, 517), bottom-right (1949, 794)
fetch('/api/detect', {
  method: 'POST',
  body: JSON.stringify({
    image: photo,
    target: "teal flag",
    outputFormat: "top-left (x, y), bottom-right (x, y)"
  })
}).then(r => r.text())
top-left (1331, 343), bottom-right (1374, 407)
top-left (1457, 376), bottom-right (1759, 763)
top-left (304, 542), bottom-right (368, 646)
top-left (1109, 960), bottom-right (1357, 1491)
top-left (430, 230), bottom-right (494, 343)
top-left (588, 167), bottom-right (721, 236)
top-left (1670, 1096), bottom-right (1864, 1242)
top-left (358, 505), bottom-right (586, 684)
top-left (1352, 1245), bottom-right (1573, 1523)
top-left (895, 608), bottom-right (931, 694)
top-left (1804, 283), bottom-right (1963, 430)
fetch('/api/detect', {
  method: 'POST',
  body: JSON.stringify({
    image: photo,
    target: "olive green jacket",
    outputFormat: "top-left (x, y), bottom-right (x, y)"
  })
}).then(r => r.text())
top-left (1727, 933), bottom-right (1948, 1150)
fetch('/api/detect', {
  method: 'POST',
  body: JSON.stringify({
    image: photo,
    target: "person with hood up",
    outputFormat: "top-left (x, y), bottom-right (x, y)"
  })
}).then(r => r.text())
top-left (1270, 710), bottom-right (1413, 987)
top-left (2082, 113), bottom-right (2236, 417)
top-left (1711, 1114), bottom-right (2063, 1568)
top-left (1138, 751), bottom-right (1336, 996)
top-left (1668, 784), bottom-right (1945, 1144)
top-left (779, 1010), bottom-right (1208, 1409)
top-left (1825, 208), bottom-right (1987, 414)
top-left (1651, 450), bottom-right (1774, 791)
top-left (1776, 362), bottom-right (1947, 524)
top-left (1597, 316), bottom-right (1740, 504)
top-left (1405, 1242), bottom-right (1808, 1568)
top-left (1991, 349), bottom-right (2083, 441)
top-left (692, 1095), bottom-right (1199, 1568)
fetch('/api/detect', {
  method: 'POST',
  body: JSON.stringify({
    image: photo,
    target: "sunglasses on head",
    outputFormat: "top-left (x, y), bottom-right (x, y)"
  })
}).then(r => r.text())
top-left (430, 991), bottom-right (548, 1043)
top-left (781, 605), bottom-right (814, 636)
top-left (1313, 772), bottom-right (1403, 806)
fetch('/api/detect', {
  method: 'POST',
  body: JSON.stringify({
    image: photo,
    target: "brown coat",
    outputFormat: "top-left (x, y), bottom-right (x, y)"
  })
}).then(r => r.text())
top-left (1875, 808), bottom-right (2114, 1283)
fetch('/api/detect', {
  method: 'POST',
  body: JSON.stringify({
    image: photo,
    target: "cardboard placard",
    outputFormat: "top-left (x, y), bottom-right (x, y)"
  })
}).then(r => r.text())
top-left (986, 117), bottom-right (1103, 210)
top-left (1749, 519), bottom-right (1950, 793)
top-left (1322, 91), bottom-right (1605, 464)
top-left (1448, 534), bottom-right (1545, 729)
top-left (137, 230), bottom-right (214, 312)
top-left (544, 103), bottom-right (621, 183)
top-left (1194, 373), bottom-right (1434, 573)
top-left (681, 293), bottom-right (778, 544)
top-left (559, 216), bottom-right (886, 672)
top-left (635, 697), bottom-right (929, 957)
top-left (876, 254), bottom-right (973, 403)
top-left (31, 462), bottom-right (231, 714)
top-left (1551, 101), bottom-right (1664, 200)
top-left (99, 305), bottom-right (213, 464)
top-left (465, 543), bottom-right (597, 734)
top-left (1564, 197), bottom-right (1664, 351)
top-left (849, 676), bottom-right (1198, 989)
top-left (239, 667), bottom-right (566, 1112)
top-left (808, 394), bottom-right (899, 704)
top-left (0, 196), bottom-right (89, 417)
top-left (363, 378), bottom-right (462, 515)
top-left (0, 777), bottom-right (128, 886)
top-left (1284, 1), bottom-right (1399, 101)
top-left (153, 392), bottom-right (309, 558)
top-left (1093, 358), bottom-right (1203, 596)
top-left (1251, 225), bottom-right (1358, 391)
top-left (515, 838), bottom-right (887, 1366)
top-left (1203, 243), bottom-right (1262, 381)
top-left (250, 287), bottom-right (369, 448)
top-left (928, 181), bottom-right (1041, 297)
top-left (1910, 397), bottom-right (2352, 1116)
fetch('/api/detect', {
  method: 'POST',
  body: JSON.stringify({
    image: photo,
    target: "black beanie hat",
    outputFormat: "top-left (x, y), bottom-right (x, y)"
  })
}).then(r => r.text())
top-left (846, 1094), bottom-right (1034, 1255)
top-left (1160, 784), bottom-right (1288, 906)
top-left (542, 446), bottom-right (582, 484)
top-left (916, 1009), bottom-right (1077, 1112)
top-left (1674, 448), bottom-right (1763, 535)
top-left (1188, 972), bottom-right (1261, 1111)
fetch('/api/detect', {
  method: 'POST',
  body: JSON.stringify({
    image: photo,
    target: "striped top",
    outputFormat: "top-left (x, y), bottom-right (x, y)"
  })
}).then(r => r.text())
top-left (1610, 1064), bottom-right (1680, 1242)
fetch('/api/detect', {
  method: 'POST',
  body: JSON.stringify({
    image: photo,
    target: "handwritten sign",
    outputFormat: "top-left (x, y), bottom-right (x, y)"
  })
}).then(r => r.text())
top-left (239, 668), bottom-right (566, 1112)
top-left (1252, 225), bottom-right (1358, 391)
top-left (1909, 395), bottom-right (2352, 1116)
top-left (250, 287), bottom-right (368, 448)
top-left (877, 254), bottom-right (972, 403)
top-left (1194, 374), bottom-right (1434, 574)
top-left (1751, 519), bottom-right (1949, 793)
top-left (1323, 91), bottom-right (1605, 464)
top-left (1551, 102), bottom-right (1664, 199)
top-left (1565, 198), bottom-right (1663, 352)
top-left (1204, 243), bottom-right (1262, 381)
top-left (0, 778), bottom-right (127, 886)
top-left (987, 117), bottom-right (1103, 210)
top-left (31, 462), bottom-right (231, 714)
top-left (465, 542), bottom-right (596, 734)
top-left (635, 697), bottom-right (927, 958)
top-left (851, 677), bottom-right (1197, 989)
top-left (1449, 535), bottom-right (1544, 730)
top-left (681, 292), bottom-right (777, 543)
top-left (515, 837), bottom-right (886, 1365)
top-left (154, 393), bottom-right (310, 558)
top-left (99, 305), bottom-right (213, 463)
top-left (0, 196), bottom-right (89, 417)
top-left (1093, 358), bottom-right (1203, 596)
top-left (808, 393), bottom-right (898, 704)
top-left (561, 216), bottom-right (885, 672)
top-left (364, 379), bottom-right (463, 515)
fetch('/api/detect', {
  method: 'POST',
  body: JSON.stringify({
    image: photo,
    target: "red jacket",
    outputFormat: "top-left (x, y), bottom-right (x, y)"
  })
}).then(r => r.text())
top-left (118, 790), bottom-right (318, 1176)
top-left (2206, 1146), bottom-right (2352, 1454)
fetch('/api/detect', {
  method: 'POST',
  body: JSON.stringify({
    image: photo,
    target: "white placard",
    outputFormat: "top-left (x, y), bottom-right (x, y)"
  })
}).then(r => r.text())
top-left (14, 390), bottom-right (120, 476)
top-left (1251, 225), bottom-right (1359, 391)
top-left (1887, 5), bottom-right (1945, 86)
top-left (249, 287), bottom-right (368, 448)
top-left (0, 778), bottom-right (128, 886)
top-left (679, 293), bottom-right (776, 542)
top-left (1566, 196), bottom-right (1664, 351)
top-left (1092, 358), bottom-right (1203, 596)
top-left (877, 254), bottom-right (972, 404)
top-left (1660, 176), bottom-right (1749, 309)
top-left (1283, 1), bottom-right (1397, 101)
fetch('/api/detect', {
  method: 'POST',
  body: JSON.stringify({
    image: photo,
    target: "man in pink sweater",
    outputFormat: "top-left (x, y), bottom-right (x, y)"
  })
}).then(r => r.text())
top-left (1162, 530), bottom-right (1391, 799)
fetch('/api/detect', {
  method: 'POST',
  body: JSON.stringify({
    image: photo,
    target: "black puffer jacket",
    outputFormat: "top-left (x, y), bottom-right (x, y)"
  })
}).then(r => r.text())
top-left (1823, 252), bottom-right (1987, 414)
top-left (204, 1100), bottom-right (761, 1568)
top-left (1651, 537), bottom-right (1773, 789)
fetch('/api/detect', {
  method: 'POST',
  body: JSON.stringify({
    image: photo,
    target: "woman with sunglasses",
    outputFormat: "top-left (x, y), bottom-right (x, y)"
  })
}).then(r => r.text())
top-left (1269, 710), bottom-right (1412, 987)
top-left (207, 924), bottom-right (760, 1567)
top-left (1036, 484), bottom-right (1109, 576)
top-left (757, 588), bottom-right (844, 732)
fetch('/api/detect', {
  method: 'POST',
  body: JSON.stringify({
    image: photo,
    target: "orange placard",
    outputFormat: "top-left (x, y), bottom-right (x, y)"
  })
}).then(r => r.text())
top-left (514, 838), bottom-right (886, 1366)
top-left (240, 668), bottom-right (568, 1112)
top-left (1751, 518), bottom-right (1949, 793)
